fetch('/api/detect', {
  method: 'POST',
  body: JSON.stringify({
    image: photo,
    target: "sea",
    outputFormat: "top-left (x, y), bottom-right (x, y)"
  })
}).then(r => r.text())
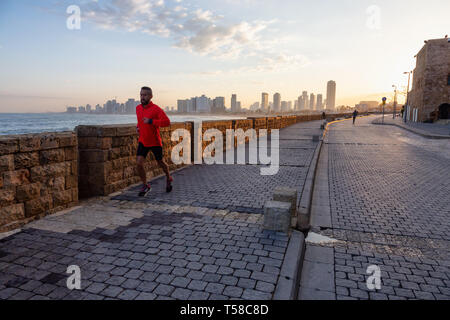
top-left (0, 113), bottom-right (247, 136)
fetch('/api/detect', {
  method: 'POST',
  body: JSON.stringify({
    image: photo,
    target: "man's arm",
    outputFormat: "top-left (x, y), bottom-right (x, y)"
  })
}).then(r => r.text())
top-left (151, 108), bottom-right (171, 127)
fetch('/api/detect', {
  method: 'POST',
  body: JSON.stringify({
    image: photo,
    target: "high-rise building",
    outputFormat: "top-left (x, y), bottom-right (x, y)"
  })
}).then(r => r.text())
top-left (327, 81), bottom-right (336, 110)
top-left (317, 94), bottom-right (323, 109)
top-left (281, 101), bottom-right (288, 112)
top-left (288, 101), bottom-right (292, 111)
top-left (213, 97), bottom-right (225, 113)
top-left (302, 91), bottom-right (309, 110)
top-left (195, 95), bottom-right (211, 113)
top-left (231, 94), bottom-right (237, 112)
top-left (86, 104), bottom-right (92, 113)
top-left (237, 102), bottom-right (241, 111)
top-left (310, 93), bottom-right (315, 110)
top-left (273, 93), bottom-right (281, 112)
top-left (261, 93), bottom-right (269, 111)
top-left (177, 100), bottom-right (188, 113)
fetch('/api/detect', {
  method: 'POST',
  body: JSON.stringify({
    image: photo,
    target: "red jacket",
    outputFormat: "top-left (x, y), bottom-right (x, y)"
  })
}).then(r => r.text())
top-left (136, 102), bottom-right (171, 147)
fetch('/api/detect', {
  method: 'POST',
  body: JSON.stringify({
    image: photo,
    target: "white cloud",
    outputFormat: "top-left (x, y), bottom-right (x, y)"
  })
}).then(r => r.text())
top-left (79, 0), bottom-right (307, 70)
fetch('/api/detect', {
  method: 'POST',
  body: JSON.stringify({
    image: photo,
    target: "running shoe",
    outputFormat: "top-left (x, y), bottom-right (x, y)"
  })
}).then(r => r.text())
top-left (138, 182), bottom-right (151, 197)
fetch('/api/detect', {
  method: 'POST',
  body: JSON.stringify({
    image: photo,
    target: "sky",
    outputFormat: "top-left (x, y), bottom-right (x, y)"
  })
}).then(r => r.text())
top-left (0, 0), bottom-right (449, 112)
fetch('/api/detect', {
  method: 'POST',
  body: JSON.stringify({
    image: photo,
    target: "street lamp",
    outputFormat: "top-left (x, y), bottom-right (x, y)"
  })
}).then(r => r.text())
top-left (392, 85), bottom-right (398, 119)
top-left (403, 71), bottom-right (412, 122)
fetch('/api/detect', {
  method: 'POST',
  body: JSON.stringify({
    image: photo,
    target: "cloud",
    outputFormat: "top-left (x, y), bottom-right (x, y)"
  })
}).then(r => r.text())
top-left (75, 0), bottom-right (306, 71)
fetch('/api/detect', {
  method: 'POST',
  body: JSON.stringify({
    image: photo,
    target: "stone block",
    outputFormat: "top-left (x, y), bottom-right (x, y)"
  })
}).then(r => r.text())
top-left (48, 176), bottom-right (66, 191)
top-left (24, 196), bottom-right (52, 217)
top-left (19, 135), bottom-right (41, 152)
top-left (39, 149), bottom-right (65, 165)
top-left (65, 175), bottom-right (77, 189)
top-left (0, 136), bottom-right (19, 155)
top-left (273, 187), bottom-right (298, 218)
top-left (70, 160), bottom-right (78, 175)
top-left (14, 152), bottom-right (39, 169)
top-left (40, 135), bottom-right (60, 150)
top-left (64, 147), bottom-right (77, 161)
top-left (16, 182), bottom-right (41, 202)
top-left (58, 133), bottom-right (77, 147)
top-left (0, 154), bottom-right (14, 172)
top-left (53, 190), bottom-right (72, 207)
top-left (71, 188), bottom-right (78, 202)
top-left (0, 203), bottom-right (25, 226)
top-left (263, 201), bottom-right (292, 233)
top-left (116, 126), bottom-right (136, 137)
top-left (30, 163), bottom-right (66, 181)
top-left (3, 169), bottom-right (30, 186)
top-left (0, 188), bottom-right (15, 206)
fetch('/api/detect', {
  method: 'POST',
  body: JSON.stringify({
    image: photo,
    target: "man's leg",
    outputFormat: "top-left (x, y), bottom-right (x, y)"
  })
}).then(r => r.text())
top-left (157, 159), bottom-right (171, 180)
top-left (137, 156), bottom-right (147, 185)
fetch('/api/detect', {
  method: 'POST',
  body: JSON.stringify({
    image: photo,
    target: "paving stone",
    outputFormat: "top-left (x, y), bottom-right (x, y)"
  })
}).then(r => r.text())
top-left (117, 290), bottom-right (140, 300)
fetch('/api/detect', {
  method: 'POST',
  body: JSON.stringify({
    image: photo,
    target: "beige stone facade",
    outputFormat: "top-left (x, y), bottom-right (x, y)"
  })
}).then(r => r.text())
top-left (408, 38), bottom-right (450, 122)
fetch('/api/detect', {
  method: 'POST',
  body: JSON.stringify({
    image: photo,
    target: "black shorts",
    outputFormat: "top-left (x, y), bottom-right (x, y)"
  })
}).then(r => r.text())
top-left (137, 143), bottom-right (163, 161)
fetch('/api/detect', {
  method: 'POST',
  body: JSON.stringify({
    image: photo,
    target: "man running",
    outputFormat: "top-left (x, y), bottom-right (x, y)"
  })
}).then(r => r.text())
top-left (136, 86), bottom-right (173, 197)
top-left (352, 109), bottom-right (359, 125)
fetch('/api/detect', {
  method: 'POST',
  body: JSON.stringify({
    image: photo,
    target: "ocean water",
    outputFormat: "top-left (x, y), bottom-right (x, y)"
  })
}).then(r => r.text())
top-left (0, 113), bottom-right (247, 136)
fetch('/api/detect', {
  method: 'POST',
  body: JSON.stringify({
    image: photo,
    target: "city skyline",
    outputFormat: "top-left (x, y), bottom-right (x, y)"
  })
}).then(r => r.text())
top-left (1, 0), bottom-right (449, 113)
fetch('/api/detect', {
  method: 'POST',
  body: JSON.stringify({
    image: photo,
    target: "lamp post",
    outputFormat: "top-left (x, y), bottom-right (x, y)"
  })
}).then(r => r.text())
top-left (403, 71), bottom-right (412, 122)
top-left (392, 85), bottom-right (398, 119)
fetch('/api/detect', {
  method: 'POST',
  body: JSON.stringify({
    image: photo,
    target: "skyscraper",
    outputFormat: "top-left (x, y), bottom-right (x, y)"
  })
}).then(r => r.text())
top-left (310, 93), bottom-right (315, 110)
top-left (261, 93), bottom-right (269, 111)
top-left (213, 97), bottom-right (225, 113)
top-left (317, 94), bottom-right (323, 109)
top-left (327, 81), bottom-right (336, 110)
top-left (273, 93), bottom-right (281, 112)
top-left (302, 91), bottom-right (308, 109)
top-left (231, 94), bottom-right (237, 112)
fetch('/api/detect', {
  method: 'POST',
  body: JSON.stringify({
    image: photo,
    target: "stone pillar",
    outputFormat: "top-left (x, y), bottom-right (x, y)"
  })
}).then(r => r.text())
top-left (263, 201), bottom-right (292, 233)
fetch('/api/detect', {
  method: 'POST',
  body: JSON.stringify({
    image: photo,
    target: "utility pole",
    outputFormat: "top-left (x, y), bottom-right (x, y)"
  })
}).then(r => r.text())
top-left (403, 71), bottom-right (412, 122)
top-left (392, 85), bottom-right (398, 119)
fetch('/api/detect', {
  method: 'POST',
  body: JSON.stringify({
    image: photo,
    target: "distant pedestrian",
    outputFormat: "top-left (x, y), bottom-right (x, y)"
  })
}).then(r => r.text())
top-left (352, 110), bottom-right (358, 125)
top-left (322, 111), bottom-right (326, 120)
top-left (401, 107), bottom-right (405, 119)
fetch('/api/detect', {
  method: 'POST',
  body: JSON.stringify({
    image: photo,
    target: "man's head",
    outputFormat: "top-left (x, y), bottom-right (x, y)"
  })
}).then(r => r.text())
top-left (140, 87), bottom-right (153, 106)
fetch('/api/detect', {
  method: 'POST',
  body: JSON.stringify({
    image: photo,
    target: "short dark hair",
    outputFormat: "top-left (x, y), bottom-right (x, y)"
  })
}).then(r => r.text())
top-left (141, 86), bottom-right (153, 94)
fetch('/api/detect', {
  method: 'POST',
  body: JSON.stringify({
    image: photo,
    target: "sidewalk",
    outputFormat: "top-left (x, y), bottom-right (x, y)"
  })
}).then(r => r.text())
top-left (373, 117), bottom-right (450, 139)
top-left (0, 120), bottom-right (323, 300)
top-left (298, 116), bottom-right (450, 300)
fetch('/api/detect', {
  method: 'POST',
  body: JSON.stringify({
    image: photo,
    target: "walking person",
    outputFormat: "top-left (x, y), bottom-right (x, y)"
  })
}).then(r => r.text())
top-left (136, 86), bottom-right (173, 197)
top-left (352, 109), bottom-right (359, 125)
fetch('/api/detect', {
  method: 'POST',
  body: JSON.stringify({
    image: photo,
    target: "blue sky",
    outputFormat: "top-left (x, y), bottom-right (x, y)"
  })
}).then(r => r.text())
top-left (0, 0), bottom-right (449, 112)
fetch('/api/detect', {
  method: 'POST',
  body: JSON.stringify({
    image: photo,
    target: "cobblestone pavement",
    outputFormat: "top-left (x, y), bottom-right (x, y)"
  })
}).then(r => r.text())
top-left (304, 116), bottom-right (450, 300)
top-left (375, 117), bottom-right (450, 137)
top-left (113, 122), bottom-right (322, 214)
top-left (0, 121), bottom-right (322, 300)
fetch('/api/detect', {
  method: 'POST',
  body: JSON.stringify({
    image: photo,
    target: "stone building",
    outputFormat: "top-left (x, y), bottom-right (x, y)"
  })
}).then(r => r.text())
top-left (407, 37), bottom-right (450, 122)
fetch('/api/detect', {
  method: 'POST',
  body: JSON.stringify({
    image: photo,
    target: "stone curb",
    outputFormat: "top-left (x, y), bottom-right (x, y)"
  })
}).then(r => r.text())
top-left (372, 119), bottom-right (450, 140)
top-left (296, 135), bottom-right (323, 231)
top-left (273, 230), bottom-right (305, 300)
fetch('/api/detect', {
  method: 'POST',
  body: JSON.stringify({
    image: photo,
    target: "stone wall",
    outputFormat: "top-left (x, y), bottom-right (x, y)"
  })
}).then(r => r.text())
top-left (0, 113), bottom-right (350, 231)
top-left (408, 38), bottom-right (450, 122)
top-left (0, 132), bottom-right (78, 232)
top-left (77, 123), bottom-right (192, 198)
